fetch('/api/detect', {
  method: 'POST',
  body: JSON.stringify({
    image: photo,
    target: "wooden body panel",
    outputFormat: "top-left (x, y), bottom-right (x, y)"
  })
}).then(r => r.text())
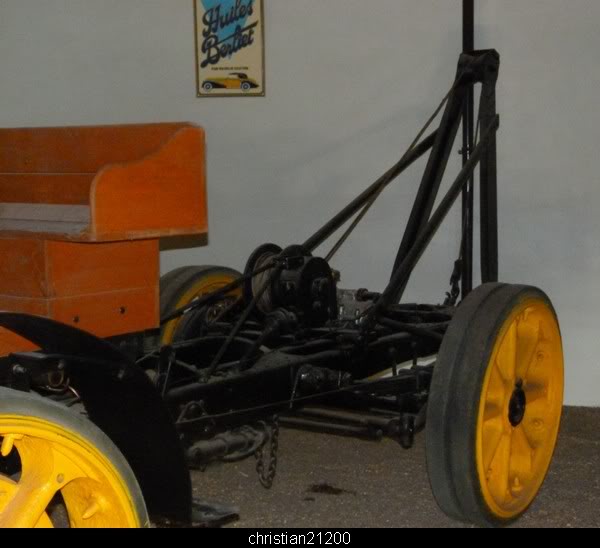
top-left (0, 123), bottom-right (188, 174)
top-left (0, 174), bottom-right (93, 205)
top-left (0, 239), bottom-right (47, 298)
top-left (45, 240), bottom-right (158, 297)
top-left (92, 127), bottom-right (208, 240)
top-left (0, 297), bottom-right (49, 355)
top-left (0, 122), bottom-right (208, 355)
top-left (0, 123), bottom-right (208, 241)
top-left (0, 239), bottom-right (159, 355)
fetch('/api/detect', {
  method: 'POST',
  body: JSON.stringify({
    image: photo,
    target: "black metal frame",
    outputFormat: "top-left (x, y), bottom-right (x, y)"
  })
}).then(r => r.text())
top-left (462, 0), bottom-right (476, 297)
top-left (2, 48), bottom-right (500, 430)
top-left (307, 49), bottom-right (499, 303)
top-left (56, 50), bottom-right (493, 431)
top-left (156, 48), bottom-right (500, 443)
top-left (0, 45), bottom-right (500, 524)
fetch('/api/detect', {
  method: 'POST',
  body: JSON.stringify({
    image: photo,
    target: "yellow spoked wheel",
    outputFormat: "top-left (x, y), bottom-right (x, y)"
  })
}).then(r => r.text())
top-left (0, 388), bottom-right (148, 528)
top-left (160, 266), bottom-right (242, 345)
top-left (476, 294), bottom-right (563, 519)
top-left (426, 283), bottom-right (564, 527)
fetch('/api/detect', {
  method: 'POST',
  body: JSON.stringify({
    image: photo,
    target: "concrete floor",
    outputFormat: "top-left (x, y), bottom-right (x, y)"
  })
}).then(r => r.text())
top-left (192, 406), bottom-right (600, 528)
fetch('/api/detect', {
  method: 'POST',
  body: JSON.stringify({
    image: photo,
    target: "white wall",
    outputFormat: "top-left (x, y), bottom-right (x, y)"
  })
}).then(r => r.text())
top-left (0, 1), bottom-right (598, 406)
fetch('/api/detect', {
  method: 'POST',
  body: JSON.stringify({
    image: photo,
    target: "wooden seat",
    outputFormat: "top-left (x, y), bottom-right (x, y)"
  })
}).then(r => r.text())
top-left (0, 122), bottom-right (207, 241)
top-left (0, 123), bottom-right (208, 354)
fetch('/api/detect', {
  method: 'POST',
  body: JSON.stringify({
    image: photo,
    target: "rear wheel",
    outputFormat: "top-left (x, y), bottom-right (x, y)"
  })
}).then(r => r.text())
top-left (160, 265), bottom-right (242, 345)
top-left (426, 283), bottom-right (564, 527)
top-left (0, 388), bottom-right (148, 528)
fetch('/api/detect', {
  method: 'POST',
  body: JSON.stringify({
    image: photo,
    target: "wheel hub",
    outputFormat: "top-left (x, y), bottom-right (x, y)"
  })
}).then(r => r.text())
top-left (508, 381), bottom-right (527, 427)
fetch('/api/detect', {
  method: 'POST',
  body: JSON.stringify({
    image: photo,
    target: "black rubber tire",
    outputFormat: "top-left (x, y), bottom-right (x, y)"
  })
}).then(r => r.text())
top-left (160, 265), bottom-right (242, 342)
top-left (0, 387), bottom-right (149, 528)
top-left (426, 283), bottom-right (561, 528)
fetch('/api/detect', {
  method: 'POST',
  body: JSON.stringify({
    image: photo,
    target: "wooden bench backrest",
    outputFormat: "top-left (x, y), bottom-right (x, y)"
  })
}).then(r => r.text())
top-left (0, 123), bottom-right (207, 241)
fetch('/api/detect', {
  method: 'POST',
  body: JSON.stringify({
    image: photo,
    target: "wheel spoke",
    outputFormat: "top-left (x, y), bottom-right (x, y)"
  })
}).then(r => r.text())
top-left (0, 435), bottom-right (84, 528)
top-left (515, 318), bottom-right (540, 381)
top-left (524, 343), bottom-right (553, 388)
top-left (509, 427), bottom-right (533, 494)
top-left (525, 398), bottom-right (553, 424)
top-left (487, 432), bottom-right (512, 503)
top-left (0, 437), bottom-right (58, 528)
top-left (483, 401), bottom-right (503, 423)
top-left (522, 399), bottom-right (554, 450)
top-left (524, 381), bottom-right (548, 405)
top-left (482, 416), bottom-right (505, 471)
top-left (496, 321), bottom-right (517, 383)
top-left (486, 364), bottom-right (508, 408)
top-left (0, 474), bottom-right (54, 529)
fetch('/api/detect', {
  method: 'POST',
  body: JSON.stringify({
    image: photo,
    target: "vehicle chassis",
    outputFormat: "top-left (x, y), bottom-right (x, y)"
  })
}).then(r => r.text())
top-left (0, 49), bottom-right (500, 525)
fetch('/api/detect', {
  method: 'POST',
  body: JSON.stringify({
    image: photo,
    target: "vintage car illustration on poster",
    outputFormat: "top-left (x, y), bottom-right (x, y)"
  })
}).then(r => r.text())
top-left (201, 72), bottom-right (260, 92)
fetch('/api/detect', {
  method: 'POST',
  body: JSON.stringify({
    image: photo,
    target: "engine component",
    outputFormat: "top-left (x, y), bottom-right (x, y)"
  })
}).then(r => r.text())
top-left (337, 289), bottom-right (377, 324)
top-left (244, 243), bottom-right (283, 315)
top-left (244, 244), bottom-right (338, 326)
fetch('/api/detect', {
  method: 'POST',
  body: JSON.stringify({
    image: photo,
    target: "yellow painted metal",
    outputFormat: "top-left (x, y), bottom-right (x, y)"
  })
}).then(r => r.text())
top-left (0, 416), bottom-right (142, 528)
top-left (161, 272), bottom-right (241, 345)
top-left (476, 297), bottom-right (564, 519)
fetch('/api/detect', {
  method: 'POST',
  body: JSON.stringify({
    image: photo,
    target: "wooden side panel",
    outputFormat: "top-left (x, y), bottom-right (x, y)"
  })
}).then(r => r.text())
top-left (0, 296), bottom-right (49, 315)
top-left (0, 239), bottom-right (160, 355)
top-left (0, 239), bottom-right (47, 297)
top-left (91, 127), bottom-right (208, 240)
top-left (0, 239), bottom-right (158, 298)
top-left (0, 174), bottom-right (93, 205)
top-left (49, 287), bottom-right (159, 338)
top-left (45, 240), bottom-right (159, 297)
top-left (0, 331), bottom-right (38, 355)
top-left (0, 123), bottom-right (189, 174)
top-left (0, 287), bottom-right (158, 355)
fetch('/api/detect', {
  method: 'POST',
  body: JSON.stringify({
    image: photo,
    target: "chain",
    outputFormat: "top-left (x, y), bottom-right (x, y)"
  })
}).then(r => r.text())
top-left (255, 417), bottom-right (279, 489)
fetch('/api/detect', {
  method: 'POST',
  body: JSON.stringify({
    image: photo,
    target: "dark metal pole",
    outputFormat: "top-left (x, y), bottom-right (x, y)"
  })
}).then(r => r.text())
top-left (461, 0), bottom-right (475, 297)
top-left (479, 63), bottom-right (499, 283)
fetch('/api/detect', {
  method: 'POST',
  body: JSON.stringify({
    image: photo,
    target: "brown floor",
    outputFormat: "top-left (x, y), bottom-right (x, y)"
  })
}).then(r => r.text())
top-left (191, 406), bottom-right (600, 528)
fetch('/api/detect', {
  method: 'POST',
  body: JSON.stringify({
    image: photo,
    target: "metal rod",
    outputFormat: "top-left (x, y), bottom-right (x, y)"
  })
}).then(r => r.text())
top-left (377, 317), bottom-right (444, 342)
top-left (461, 0), bottom-right (475, 297)
top-left (368, 114), bottom-right (500, 318)
top-left (203, 265), bottom-right (284, 380)
top-left (479, 73), bottom-right (499, 283)
top-left (279, 416), bottom-right (383, 441)
top-left (390, 79), bottom-right (467, 281)
top-left (303, 131), bottom-right (438, 253)
top-left (166, 349), bottom-right (344, 404)
top-left (298, 406), bottom-right (399, 428)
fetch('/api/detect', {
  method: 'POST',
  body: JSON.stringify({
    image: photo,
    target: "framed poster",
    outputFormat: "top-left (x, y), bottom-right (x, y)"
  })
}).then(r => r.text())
top-left (194, 0), bottom-right (266, 97)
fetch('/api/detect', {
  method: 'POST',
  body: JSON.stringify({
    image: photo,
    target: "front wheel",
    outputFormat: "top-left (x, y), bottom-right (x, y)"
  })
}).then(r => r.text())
top-left (0, 388), bottom-right (149, 528)
top-left (426, 283), bottom-right (564, 527)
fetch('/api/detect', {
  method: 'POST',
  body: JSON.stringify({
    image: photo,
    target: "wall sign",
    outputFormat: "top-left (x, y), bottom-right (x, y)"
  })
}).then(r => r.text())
top-left (194, 0), bottom-right (265, 97)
